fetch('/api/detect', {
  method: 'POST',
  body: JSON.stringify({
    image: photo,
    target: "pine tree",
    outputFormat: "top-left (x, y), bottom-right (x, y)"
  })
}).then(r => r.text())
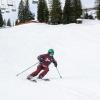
top-left (43, 0), bottom-right (49, 23)
top-left (72, 0), bottom-right (82, 21)
top-left (50, 0), bottom-right (62, 24)
top-left (37, 0), bottom-right (44, 22)
top-left (0, 9), bottom-right (4, 27)
top-left (18, 0), bottom-right (25, 23)
top-left (62, 0), bottom-right (82, 24)
top-left (24, 0), bottom-right (34, 21)
top-left (37, 0), bottom-right (49, 23)
top-left (96, 0), bottom-right (100, 20)
top-left (62, 0), bottom-right (72, 24)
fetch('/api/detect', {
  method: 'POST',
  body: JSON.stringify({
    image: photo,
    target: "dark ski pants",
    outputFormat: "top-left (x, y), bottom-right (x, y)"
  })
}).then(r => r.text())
top-left (30, 64), bottom-right (49, 78)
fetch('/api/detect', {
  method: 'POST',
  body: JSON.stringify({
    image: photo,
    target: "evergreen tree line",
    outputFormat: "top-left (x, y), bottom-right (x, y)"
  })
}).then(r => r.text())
top-left (0, 0), bottom-right (100, 27)
top-left (37, 0), bottom-right (83, 24)
top-left (38, 0), bottom-right (100, 24)
top-left (17, 0), bottom-right (100, 25)
top-left (18, 0), bottom-right (83, 24)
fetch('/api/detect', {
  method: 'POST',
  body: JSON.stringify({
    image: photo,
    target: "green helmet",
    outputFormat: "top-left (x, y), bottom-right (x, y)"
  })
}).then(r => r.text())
top-left (48, 49), bottom-right (54, 55)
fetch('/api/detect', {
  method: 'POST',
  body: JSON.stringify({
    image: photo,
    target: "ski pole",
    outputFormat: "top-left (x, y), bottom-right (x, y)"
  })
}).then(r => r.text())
top-left (16, 62), bottom-right (39, 77)
top-left (56, 67), bottom-right (62, 79)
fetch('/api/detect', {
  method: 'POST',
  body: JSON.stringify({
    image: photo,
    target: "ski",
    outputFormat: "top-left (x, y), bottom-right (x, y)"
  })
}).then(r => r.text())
top-left (27, 79), bottom-right (37, 83)
top-left (27, 78), bottom-right (50, 83)
top-left (31, 79), bottom-right (37, 83)
top-left (41, 78), bottom-right (50, 81)
top-left (36, 78), bottom-right (50, 82)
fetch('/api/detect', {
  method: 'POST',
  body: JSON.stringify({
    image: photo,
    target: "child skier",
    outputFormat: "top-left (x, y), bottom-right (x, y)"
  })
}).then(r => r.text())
top-left (27, 49), bottom-right (57, 80)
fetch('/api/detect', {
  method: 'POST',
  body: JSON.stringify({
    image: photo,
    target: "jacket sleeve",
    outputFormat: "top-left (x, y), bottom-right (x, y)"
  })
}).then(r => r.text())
top-left (52, 57), bottom-right (57, 67)
top-left (37, 55), bottom-right (44, 62)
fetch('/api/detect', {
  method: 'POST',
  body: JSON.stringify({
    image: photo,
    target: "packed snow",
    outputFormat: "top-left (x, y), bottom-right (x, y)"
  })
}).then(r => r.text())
top-left (0, 19), bottom-right (100, 100)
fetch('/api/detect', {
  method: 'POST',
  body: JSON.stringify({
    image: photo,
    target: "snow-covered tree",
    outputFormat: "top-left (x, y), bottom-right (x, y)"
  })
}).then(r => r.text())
top-left (3, 19), bottom-right (6, 26)
top-left (62, 0), bottom-right (82, 24)
top-left (0, 9), bottom-right (4, 27)
top-left (62, 0), bottom-right (72, 24)
top-left (73, 0), bottom-right (82, 19)
top-left (7, 19), bottom-right (11, 27)
top-left (43, 0), bottom-right (49, 23)
top-left (37, 0), bottom-right (49, 23)
top-left (24, 0), bottom-right (34, 21)
top-left (50, 0), bottom-right (62, 24)
top-left (96, 0), bottom-right (100, 19)
top-left (18, 0), bottom-right (25, 23)
top-left (69, 0), bottom-right (82, 23)
top-left (18, 0), bottom-right (34, 23)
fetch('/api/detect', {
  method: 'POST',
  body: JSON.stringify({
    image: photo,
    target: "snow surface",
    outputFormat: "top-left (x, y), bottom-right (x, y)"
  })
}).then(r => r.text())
top-left (0, 19), bottom-right (100, 100)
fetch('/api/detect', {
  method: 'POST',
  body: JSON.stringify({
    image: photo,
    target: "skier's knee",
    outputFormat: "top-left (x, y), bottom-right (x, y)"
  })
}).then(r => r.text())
top-left (31, 72), bottom-right (38, 76)
top-left (45, 67), bottom-right (49, 72)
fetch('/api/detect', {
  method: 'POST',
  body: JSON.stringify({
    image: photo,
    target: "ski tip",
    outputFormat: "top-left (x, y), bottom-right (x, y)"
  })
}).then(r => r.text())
top-left (43, 79), bottom-right (50, 81)
top-left (27, 78), bottom-right (37, 83)
top-left (16, 74), bottom-right (19, 77)
top-left (60, 76), bottom-right (62, 79)
top-left (32, 80), bottom-right (37, 83)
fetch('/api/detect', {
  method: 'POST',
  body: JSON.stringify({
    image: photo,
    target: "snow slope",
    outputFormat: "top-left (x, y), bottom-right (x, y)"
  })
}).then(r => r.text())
top-left (0, 19), bottom-right (100, 100)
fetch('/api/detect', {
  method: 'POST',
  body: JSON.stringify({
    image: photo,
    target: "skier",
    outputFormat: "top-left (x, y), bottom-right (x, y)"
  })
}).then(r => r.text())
top-left (27, 49), bottom-right (57, 80)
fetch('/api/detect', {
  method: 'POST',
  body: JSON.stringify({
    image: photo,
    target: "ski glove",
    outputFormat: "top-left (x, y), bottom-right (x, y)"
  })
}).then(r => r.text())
top-left (53, 61), bottom-right (57, 67)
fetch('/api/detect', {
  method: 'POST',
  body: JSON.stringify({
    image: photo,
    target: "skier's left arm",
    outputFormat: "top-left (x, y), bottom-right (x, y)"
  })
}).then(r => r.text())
top-left (52, 57), bottom-right (57, 67)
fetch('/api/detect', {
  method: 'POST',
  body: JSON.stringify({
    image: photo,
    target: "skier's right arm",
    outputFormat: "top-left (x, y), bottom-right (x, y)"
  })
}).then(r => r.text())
top-left (37, 55), bottom-right (44, 63)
